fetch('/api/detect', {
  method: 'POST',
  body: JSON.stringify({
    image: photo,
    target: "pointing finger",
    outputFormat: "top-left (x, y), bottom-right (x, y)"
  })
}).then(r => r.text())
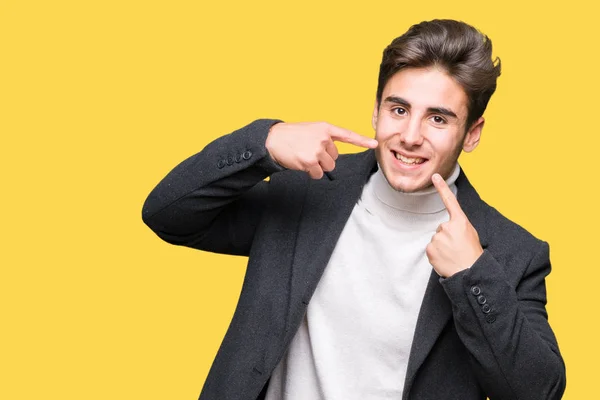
top-left (432, 173), bottom-right (464, 219)
top-left (328, 125), bottom-right (378, 149)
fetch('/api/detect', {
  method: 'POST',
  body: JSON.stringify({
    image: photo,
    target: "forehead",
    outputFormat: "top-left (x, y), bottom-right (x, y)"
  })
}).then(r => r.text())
top-left (382, 67), bottom-right (469, 117)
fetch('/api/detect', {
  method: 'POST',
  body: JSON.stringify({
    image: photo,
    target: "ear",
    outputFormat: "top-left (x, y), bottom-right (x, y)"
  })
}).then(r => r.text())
top-left (463, 117), bottom-right (484, 153)
top-left (372, 100), bottom-right (379, 130)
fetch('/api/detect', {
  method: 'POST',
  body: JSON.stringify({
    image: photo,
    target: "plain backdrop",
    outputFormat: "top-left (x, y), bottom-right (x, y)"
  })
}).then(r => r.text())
top-left (1, 1), bottom-right (597, 399)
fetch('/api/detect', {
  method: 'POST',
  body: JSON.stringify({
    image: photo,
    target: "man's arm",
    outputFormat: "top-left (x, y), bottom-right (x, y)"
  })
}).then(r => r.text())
top-left (142, 119), bottom-right (378, 255)
top-left (142, 119), bottom-right (285, 256)
top-left (440, 242), bottom-right (566, 400)
top-left (428, 175), bottom-right (566, 399)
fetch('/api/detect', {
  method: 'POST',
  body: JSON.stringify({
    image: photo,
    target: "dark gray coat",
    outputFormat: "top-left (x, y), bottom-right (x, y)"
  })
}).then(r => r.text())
top-left (142, 119), bottom-right (566, 400)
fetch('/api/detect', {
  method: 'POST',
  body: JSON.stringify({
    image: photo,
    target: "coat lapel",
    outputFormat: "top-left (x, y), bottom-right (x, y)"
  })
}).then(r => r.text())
top-left (401, 270), bottom-right (453, 399)
top-left (402, 168), bottom-right (490, 399)
top-left (285, 151), bottom-right (377, 333)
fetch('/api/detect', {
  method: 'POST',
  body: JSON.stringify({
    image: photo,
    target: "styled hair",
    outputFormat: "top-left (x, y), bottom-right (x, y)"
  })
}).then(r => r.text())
top-left (376, 19), bottom-right (502, 129)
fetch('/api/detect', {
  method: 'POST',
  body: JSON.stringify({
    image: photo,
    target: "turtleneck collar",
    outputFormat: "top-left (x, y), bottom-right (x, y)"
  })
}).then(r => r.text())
top-left (368, 163), bottom-right (460, 214)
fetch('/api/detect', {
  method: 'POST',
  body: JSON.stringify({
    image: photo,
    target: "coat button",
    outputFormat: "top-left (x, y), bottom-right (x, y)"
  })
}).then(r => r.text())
top-left (477, 295), bottom-right (487, 305)
top-left (470, 286), bottom-right (481, 296)
top-left (234, 153), bottom-right (242, 163)
top-left (242, 150), bottom-right (252, 160)
top-left (217, 159), bottom-right (226, 169)
top-left (485, 314), bottom-right (496, 323)
top-left (226, 156), bottom-right (234, 166)
top-left (482, 304), bottom-right (491, 314)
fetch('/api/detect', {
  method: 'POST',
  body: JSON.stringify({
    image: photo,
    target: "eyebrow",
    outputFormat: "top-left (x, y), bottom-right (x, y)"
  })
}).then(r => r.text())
top-left (383, 96), bottom-right (458, 119)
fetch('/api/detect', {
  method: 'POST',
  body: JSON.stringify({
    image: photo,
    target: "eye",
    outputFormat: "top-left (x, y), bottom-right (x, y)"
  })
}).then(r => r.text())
top-left (392, 107), bottom-right (407, 116)
top-left (431, 115), bottom-right (447, 124)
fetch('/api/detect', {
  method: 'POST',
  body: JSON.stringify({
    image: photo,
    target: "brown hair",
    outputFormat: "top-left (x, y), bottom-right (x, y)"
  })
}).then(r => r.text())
top-left (376, 19), bottom-right (502, 129)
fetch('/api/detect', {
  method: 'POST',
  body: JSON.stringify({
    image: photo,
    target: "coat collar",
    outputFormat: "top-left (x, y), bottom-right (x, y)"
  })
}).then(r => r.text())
top-left (328, 149), bottom-right (490, 247)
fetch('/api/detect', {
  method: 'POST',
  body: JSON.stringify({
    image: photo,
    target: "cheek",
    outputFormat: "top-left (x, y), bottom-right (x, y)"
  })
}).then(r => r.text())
top-left (428, 133), bottom-right (463, 161)
top-left (374, 118), bottom-right (399, 142)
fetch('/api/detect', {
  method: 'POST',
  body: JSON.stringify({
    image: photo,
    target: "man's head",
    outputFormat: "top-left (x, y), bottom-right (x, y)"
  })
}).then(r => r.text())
top-left (372, 19), bottom-right (501, 192)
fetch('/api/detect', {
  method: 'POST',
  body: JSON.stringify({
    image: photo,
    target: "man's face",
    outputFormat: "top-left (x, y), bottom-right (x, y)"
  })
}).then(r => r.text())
top-left (372, 66), bottom-right (484, 193)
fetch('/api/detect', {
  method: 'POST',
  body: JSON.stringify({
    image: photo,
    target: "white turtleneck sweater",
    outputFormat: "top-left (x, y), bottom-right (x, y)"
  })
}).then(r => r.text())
top-left (265, 163), bottom-right (460, 400)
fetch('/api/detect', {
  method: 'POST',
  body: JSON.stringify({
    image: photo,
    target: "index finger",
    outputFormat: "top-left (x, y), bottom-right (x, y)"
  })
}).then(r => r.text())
top-left (432, 173), bottom-right (464, 219)
top-left (328, 125), bottom-right (378, 149)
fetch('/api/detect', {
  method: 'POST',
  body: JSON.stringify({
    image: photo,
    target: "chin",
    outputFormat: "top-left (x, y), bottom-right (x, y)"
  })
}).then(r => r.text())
top-left (382, 170), bottom-right (431, 193)
top-left (391, 180), bottom-right (430, 193)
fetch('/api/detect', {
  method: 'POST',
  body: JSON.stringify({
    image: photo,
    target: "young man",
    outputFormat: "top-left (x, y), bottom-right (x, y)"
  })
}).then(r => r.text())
top-left (142, 19), bottom-right (566, 400)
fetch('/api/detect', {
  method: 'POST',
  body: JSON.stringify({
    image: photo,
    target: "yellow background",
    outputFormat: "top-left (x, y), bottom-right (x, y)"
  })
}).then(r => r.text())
top-left (1, 0), bottom-right (596, 398)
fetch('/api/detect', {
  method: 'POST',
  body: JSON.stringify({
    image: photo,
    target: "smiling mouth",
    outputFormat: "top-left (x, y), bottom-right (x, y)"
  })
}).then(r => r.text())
top-left (392, 151), bottom-right (427, 165)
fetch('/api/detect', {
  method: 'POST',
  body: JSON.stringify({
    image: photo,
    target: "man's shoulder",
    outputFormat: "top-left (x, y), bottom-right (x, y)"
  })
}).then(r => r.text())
top-left (458, 170), bottom-right (546, 255)
top-left (474, 194), bottom-right (547, 264)
top-left (489, 202), bottom-right (543, 242)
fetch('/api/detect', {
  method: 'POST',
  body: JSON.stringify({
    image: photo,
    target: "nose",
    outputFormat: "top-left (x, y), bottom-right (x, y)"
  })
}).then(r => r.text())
top-left (399, 118), bottom-right (424, 147)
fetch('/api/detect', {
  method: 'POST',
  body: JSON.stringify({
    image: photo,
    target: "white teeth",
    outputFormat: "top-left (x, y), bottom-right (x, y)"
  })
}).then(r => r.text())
top-left (395, 152), bottom-right (424, 165)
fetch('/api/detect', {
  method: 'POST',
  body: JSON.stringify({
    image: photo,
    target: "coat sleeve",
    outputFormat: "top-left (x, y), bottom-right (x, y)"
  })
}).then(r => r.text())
top-left (440, 241), bottom-right (566, 400)
top-left (141, 119), bottom-right (285, 256)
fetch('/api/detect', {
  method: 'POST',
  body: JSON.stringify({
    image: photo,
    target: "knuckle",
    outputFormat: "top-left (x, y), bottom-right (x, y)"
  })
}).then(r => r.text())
top-left (305, 159), bottom-right (319, 168)
top-left (299, 158), bottom-right (315, 169)
top-left (426, 243), bottom-right (434, 257)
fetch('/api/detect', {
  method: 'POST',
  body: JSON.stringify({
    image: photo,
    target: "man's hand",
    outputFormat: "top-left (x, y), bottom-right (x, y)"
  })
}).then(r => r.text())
top-left (426, 173), bottom-right (484, 278)
top-left (265, 122), bottom-right (378, 179)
